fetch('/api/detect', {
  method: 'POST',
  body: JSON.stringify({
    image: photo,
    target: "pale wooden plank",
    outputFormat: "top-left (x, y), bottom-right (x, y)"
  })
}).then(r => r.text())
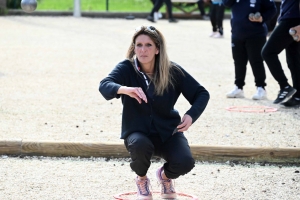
top-left (190, 145), bottom-right (300, 163)
top-left (0, 140), bottom-right (22, 155)
top-left (21, 141), bottom-right (129, 158)
top-left (18, 141), bottom-right (300, 163)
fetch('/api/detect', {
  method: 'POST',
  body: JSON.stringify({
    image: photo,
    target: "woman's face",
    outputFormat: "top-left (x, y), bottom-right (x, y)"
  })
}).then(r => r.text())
top-left (134, 34), bottom-right (159, 66)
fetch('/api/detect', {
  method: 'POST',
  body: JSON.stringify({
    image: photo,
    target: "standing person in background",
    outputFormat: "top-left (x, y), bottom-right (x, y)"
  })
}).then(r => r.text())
top-left (99, 25), bottom-right (209, 200)
top-left (150, 0), bottom-right (163, 21)
top-left (197, 0), bottom-right (209, 20)
top-left (266, 0), bottom-right (282, 35)
top-left (208, 0), bottom-right (225, 38)
top-left (223, 0), bottom-right (276, 100)
top-left (147, 0), bottom-right (178, 23)
top-left (261, 0), bottom-right (300, 107)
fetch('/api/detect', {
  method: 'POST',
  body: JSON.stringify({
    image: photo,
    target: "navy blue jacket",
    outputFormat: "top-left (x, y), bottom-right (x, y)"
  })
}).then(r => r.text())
top-left (278, 0), bottom-right (300, 21)
top-left (223, 0), bottom-right (277, 39)
top-left (99, 59), bottom-right (210, 142)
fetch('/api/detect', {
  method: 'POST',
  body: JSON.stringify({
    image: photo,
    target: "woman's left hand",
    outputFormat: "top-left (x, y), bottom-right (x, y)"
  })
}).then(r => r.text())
top-left (177, 114), bottom-right (193, 132)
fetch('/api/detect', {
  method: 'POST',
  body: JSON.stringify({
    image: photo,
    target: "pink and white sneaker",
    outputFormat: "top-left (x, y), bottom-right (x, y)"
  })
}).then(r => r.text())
top-left (156, 166), bottom-right (177, 199)
top-left (135, 177), bottom-right (153, 200)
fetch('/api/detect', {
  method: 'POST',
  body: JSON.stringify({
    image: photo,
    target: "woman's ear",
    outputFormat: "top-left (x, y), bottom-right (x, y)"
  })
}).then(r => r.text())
top-left (156, 48), bottom-right (159, 55)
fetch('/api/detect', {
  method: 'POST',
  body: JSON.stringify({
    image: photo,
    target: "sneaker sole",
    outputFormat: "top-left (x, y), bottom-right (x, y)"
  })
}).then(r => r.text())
top-left (280, 99), bottom-right (300, 108)
top-left (252, 96), bottom-right (267, 100)
top-left (226, 95), bottom-right (245, 98)
top-left (281, 103), bottom-right (300, 108)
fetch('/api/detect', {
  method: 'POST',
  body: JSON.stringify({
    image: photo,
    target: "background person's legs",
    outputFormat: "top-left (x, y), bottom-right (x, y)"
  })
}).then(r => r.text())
top-left (285, 41), bottom-right (300, 98)
top-left (209, 4), bottom-right (218, 33)
top-left (232, 37), bottom-right (248, 89)
top-left (164, 0), bottom-right (178, 22)
top-left (261, 21), bottom-right (292, 90)
top-left (148, 0), bottom-right (164, 22)
top-left (261, 20), bottom-right (299, 103)
top-left (197, 0), bottom-right (208, 19)
top-left (216, 3), bottom-right (225, 36)
top-left (246, 37), bottom-right (267, 88)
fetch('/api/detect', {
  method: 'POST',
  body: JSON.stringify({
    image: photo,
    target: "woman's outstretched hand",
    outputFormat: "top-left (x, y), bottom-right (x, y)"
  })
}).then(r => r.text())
top-left (117, 86), bottom-right (148, 104)
top-left (177, 114), bottom-right (192, 132)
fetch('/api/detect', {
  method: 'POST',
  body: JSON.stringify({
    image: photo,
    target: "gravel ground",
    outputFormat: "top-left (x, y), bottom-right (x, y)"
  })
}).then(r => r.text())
top-left (0, 16), bottom-right (300, 199)
top-left (0, 156), bottom-right (299, 200)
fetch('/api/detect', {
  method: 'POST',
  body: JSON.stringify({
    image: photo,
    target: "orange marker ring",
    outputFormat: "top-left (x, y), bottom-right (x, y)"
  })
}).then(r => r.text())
top-left (113, 191), bottom-right (198, 200)
top-left (226, 106), bottom-right (277, 113)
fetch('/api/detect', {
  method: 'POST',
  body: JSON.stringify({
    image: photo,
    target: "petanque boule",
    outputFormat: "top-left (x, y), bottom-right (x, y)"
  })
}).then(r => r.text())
top-left (249, 12), bottom-right (261, 21)
top-left (248, 13), bottom-right (255, 20)
top-left (21, 0), bottom-right (37, 13)
top-left (254, 12), bottom-right (261, 20)
top-left (289, 28), bottom-right (298, 41)
top-left (289, 28), bottom-right (297, 36)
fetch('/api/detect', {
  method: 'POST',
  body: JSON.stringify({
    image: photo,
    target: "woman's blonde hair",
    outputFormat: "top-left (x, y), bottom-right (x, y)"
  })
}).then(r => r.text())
top-left (126, 26), bottom-right (182, 96)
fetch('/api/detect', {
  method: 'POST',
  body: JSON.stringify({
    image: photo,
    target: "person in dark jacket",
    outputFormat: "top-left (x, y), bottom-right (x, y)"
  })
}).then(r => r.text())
top-left (266, 0), bottom-right (282, 34)
top-left (261, 0), bottom-right (300, 106)
top-left (223, 0), bottom-right (276, 100)
top-left (99, 25), bottom-right (209, 200)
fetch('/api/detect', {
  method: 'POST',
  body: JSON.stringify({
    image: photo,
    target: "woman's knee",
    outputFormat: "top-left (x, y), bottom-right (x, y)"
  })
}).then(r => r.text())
top-left (178, 157), bottom-right (195, 173)
top-left (166, 157), bottom-right (195, 178)
top-left (125, 133), bottom-right (154, 154)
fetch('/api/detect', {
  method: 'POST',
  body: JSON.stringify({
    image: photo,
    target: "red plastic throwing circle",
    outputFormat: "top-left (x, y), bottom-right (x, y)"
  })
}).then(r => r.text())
top-left (113, 191), bottom-right (198, 200)
top-left (226, 106), bottom-right (277, 113)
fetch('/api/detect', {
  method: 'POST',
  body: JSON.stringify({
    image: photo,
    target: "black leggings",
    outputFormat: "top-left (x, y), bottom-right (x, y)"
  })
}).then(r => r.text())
top-left (232, 37), bottom-right (267, 88)
top-left (210, 3), bottom-right (225, 32)
top-left (261, 19), bottom-right (300, 97)
top-left (124, 132), bottom-right (195, 179)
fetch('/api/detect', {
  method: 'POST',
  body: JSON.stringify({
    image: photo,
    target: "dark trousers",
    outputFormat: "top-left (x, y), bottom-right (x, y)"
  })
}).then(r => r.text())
top-left (197, 0), bottom-right (206, 16)
top-left (210, 3), bottom-right (225, 33)
top-left (150, 0), bottom-right (173, 19)
top-left (261, 19), bottom-right (300, 97)
top-left (124, 132), bottom-right (195, 179)
top-left (232, 37), bottom-right (267, 88)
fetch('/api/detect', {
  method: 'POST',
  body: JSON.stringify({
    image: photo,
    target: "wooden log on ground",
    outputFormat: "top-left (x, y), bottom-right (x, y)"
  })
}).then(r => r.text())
top-left (190, 145), bottom-right (300, 163)
top-left (21, 141), bottom-right (129, 158)
top-left (18, 140), bottom-right (300, 163)
top-left (0, 140), bottom-right (22, 155)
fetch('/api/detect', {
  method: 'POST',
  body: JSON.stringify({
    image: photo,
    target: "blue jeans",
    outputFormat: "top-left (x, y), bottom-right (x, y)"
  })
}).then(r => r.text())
top-left (124, 132), bottom-right (195, 179)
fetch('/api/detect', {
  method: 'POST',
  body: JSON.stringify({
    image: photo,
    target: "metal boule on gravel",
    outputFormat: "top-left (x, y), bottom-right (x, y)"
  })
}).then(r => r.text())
top-left (21, 0), bottom-right (37, 13)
